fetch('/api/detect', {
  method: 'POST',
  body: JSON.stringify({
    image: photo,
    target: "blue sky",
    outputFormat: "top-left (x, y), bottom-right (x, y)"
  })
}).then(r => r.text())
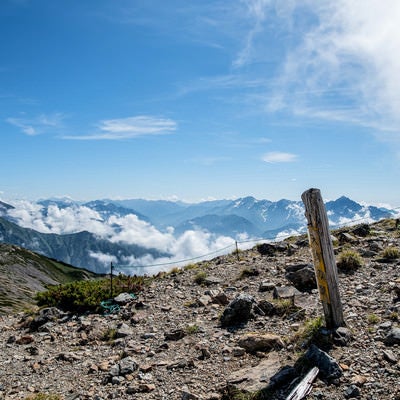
top-left (1, 0), bottom-right (400, 206)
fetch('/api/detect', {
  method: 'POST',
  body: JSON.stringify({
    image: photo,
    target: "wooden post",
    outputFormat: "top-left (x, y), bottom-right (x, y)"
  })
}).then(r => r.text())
top-left (301, 188), bottom-right (345, 330)
top-left (235, 241), bottom-right (240, 261)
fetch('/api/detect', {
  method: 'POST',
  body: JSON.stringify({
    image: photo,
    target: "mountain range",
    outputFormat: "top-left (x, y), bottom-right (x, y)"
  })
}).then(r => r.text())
top-left (0, 196), bottom-right (397, 274)
top-left (112, 196), bottom-right (395, 237)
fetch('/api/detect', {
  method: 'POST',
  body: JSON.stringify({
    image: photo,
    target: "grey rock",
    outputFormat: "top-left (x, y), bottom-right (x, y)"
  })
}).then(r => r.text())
top-left (269, 365), bottom-right (296, 388)
top-left (237, 333), bottom-right (285, 353)
top-left (111, 376), bottom-right (125, 385)
top-left (259, 281), bottom-right (275, 292)
top-left (141, 332), bottom-right (156, 339)
top-left (119, 356), bottom-right (139, 375)
top-left (198, 295), bottom-right (212, 307)
top-left (220, 293), bottom-right (255, 327)
top-left (203, 276), bottom-right (222, 286)
top-left (181, 389), bottom-right (201, 400)
top-left (29, 307), bottom-right (63, 332)
top-left (344, 384), bottom-right (361, 398)
top-left (209, 291), bottom-right (229, 306)
top-left (114, 292), bottom-right (135, 304)
top-left (109, 364), bottom-right (120, 377)
top-left (257, 243), bottom-right (287, 256)
top-left (339, 232), bottom-right (357, 244)
top-left (285, 264), bottom-right (317, 292)
top-left (116, 322), bottom-right (133, 338)
top-left (378, 321), bottom-right (392, 330)
top-left (232, 346), bottom-right (246, 357)
top-left (304, 344), bottom-right (342, 382)
top-left (384, 327), bottom-right (400, 346)
top-left (227, 352), bottom-right (282, 393)
top-left (369, 241), bottom-right (384, 252)
top-left (273, 285), bottom-right (302, 299)
top-left (257, 300), bottom-right (276, 316)
top-left (333, 327), bottom-right (353, 346)
top-left (164, 328), bottom-right (186, 341)
top-left (383, 349), bottom-right (398, 363)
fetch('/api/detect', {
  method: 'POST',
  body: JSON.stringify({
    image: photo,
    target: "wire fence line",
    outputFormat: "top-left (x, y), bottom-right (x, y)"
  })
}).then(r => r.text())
top-left (112, 209), bottom-right (400, 273)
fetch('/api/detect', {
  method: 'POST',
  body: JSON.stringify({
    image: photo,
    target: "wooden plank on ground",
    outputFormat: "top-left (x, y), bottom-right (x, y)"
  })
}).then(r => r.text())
top-left (285, 366), bottom-right (319, 400)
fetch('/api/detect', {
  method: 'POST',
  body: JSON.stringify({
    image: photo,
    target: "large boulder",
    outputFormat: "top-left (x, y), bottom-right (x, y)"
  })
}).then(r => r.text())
top-left (285, 264), bottom-right (317, 292)
top-left (220, 294), bottom-right (255, 327)
top-left (304, 344), bottom-right (342, 382)
top-left (257, 243), bottom-right (287, 256)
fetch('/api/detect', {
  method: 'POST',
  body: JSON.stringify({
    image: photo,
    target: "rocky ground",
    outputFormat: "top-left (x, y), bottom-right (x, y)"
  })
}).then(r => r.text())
top-left (0, 219), bottom-right (399, 400)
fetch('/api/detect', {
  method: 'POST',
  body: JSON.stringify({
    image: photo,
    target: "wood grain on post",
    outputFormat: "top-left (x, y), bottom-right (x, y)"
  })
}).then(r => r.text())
top-left (301, 188), bottom-right (345, 329)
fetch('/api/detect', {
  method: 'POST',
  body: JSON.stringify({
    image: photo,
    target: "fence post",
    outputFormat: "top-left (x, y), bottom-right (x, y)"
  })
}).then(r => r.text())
top-left (235, 241), bottom-right (240, 261)
top-left (301, 188), bottom-right (345, 330)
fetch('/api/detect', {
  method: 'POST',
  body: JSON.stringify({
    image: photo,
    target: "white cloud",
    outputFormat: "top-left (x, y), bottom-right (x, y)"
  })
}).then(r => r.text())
top-left (262, 151), bottom-right (298, 163)
top-left (89, 251), bottom-right (118, 266)
top-left (7, 202), bottom-right (112, 236)
top-left (6, 113), bottom-right (64, 136)
top-left (108, 214), bottom-right (174, 250)
top-left (269, 0), bottom-right (400, 137)
top-left (63, 115), bottom-right (177, 140)
top-left (5, 200), bottom-right (237, 274)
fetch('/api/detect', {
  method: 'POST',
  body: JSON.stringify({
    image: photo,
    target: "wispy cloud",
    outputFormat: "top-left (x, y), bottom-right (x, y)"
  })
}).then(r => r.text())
top-left (268, 0), bottom-right (400, 138)
top-left (63, 115), bottom-right (177, 140)
top-left (233, 0), bottom-right (271, 68)
top-left (262, 151), bottom-right (298, 163)
top-left (6, 113), bottom-right (65, 136)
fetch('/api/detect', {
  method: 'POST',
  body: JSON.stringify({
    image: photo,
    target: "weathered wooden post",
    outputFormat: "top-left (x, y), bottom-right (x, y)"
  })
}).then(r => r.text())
top-left (301, 188), bottom-right (345, 330)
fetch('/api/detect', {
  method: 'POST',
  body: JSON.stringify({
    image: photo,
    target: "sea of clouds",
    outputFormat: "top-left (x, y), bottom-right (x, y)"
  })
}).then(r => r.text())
top-left (5, 200), bottom-right (249, 273)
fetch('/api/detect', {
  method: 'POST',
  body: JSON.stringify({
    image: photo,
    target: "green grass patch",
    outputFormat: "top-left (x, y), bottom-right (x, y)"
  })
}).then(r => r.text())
top-left (367, 313), bottom-right (381, 325)
top-left (185, 324), bottom-right (200, 334)
top-left (291, 316), bottom-right (325, 349)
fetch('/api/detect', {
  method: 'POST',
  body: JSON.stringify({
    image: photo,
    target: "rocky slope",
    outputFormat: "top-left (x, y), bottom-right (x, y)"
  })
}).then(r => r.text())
top-left (0, 219), bottom-right (399, 400)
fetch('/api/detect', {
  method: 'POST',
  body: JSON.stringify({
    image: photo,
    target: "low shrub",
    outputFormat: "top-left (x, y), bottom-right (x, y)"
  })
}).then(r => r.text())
top-left (382, 246), bottom-right (400, 260)
top-left (35, 274), bottom-right (145, 313)
top-left (25, 394), bottom-right (62, 400)
top-left (337, 249), bottom-right (363, 272)
top-left (194, 271), bottom-right (207, 285)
